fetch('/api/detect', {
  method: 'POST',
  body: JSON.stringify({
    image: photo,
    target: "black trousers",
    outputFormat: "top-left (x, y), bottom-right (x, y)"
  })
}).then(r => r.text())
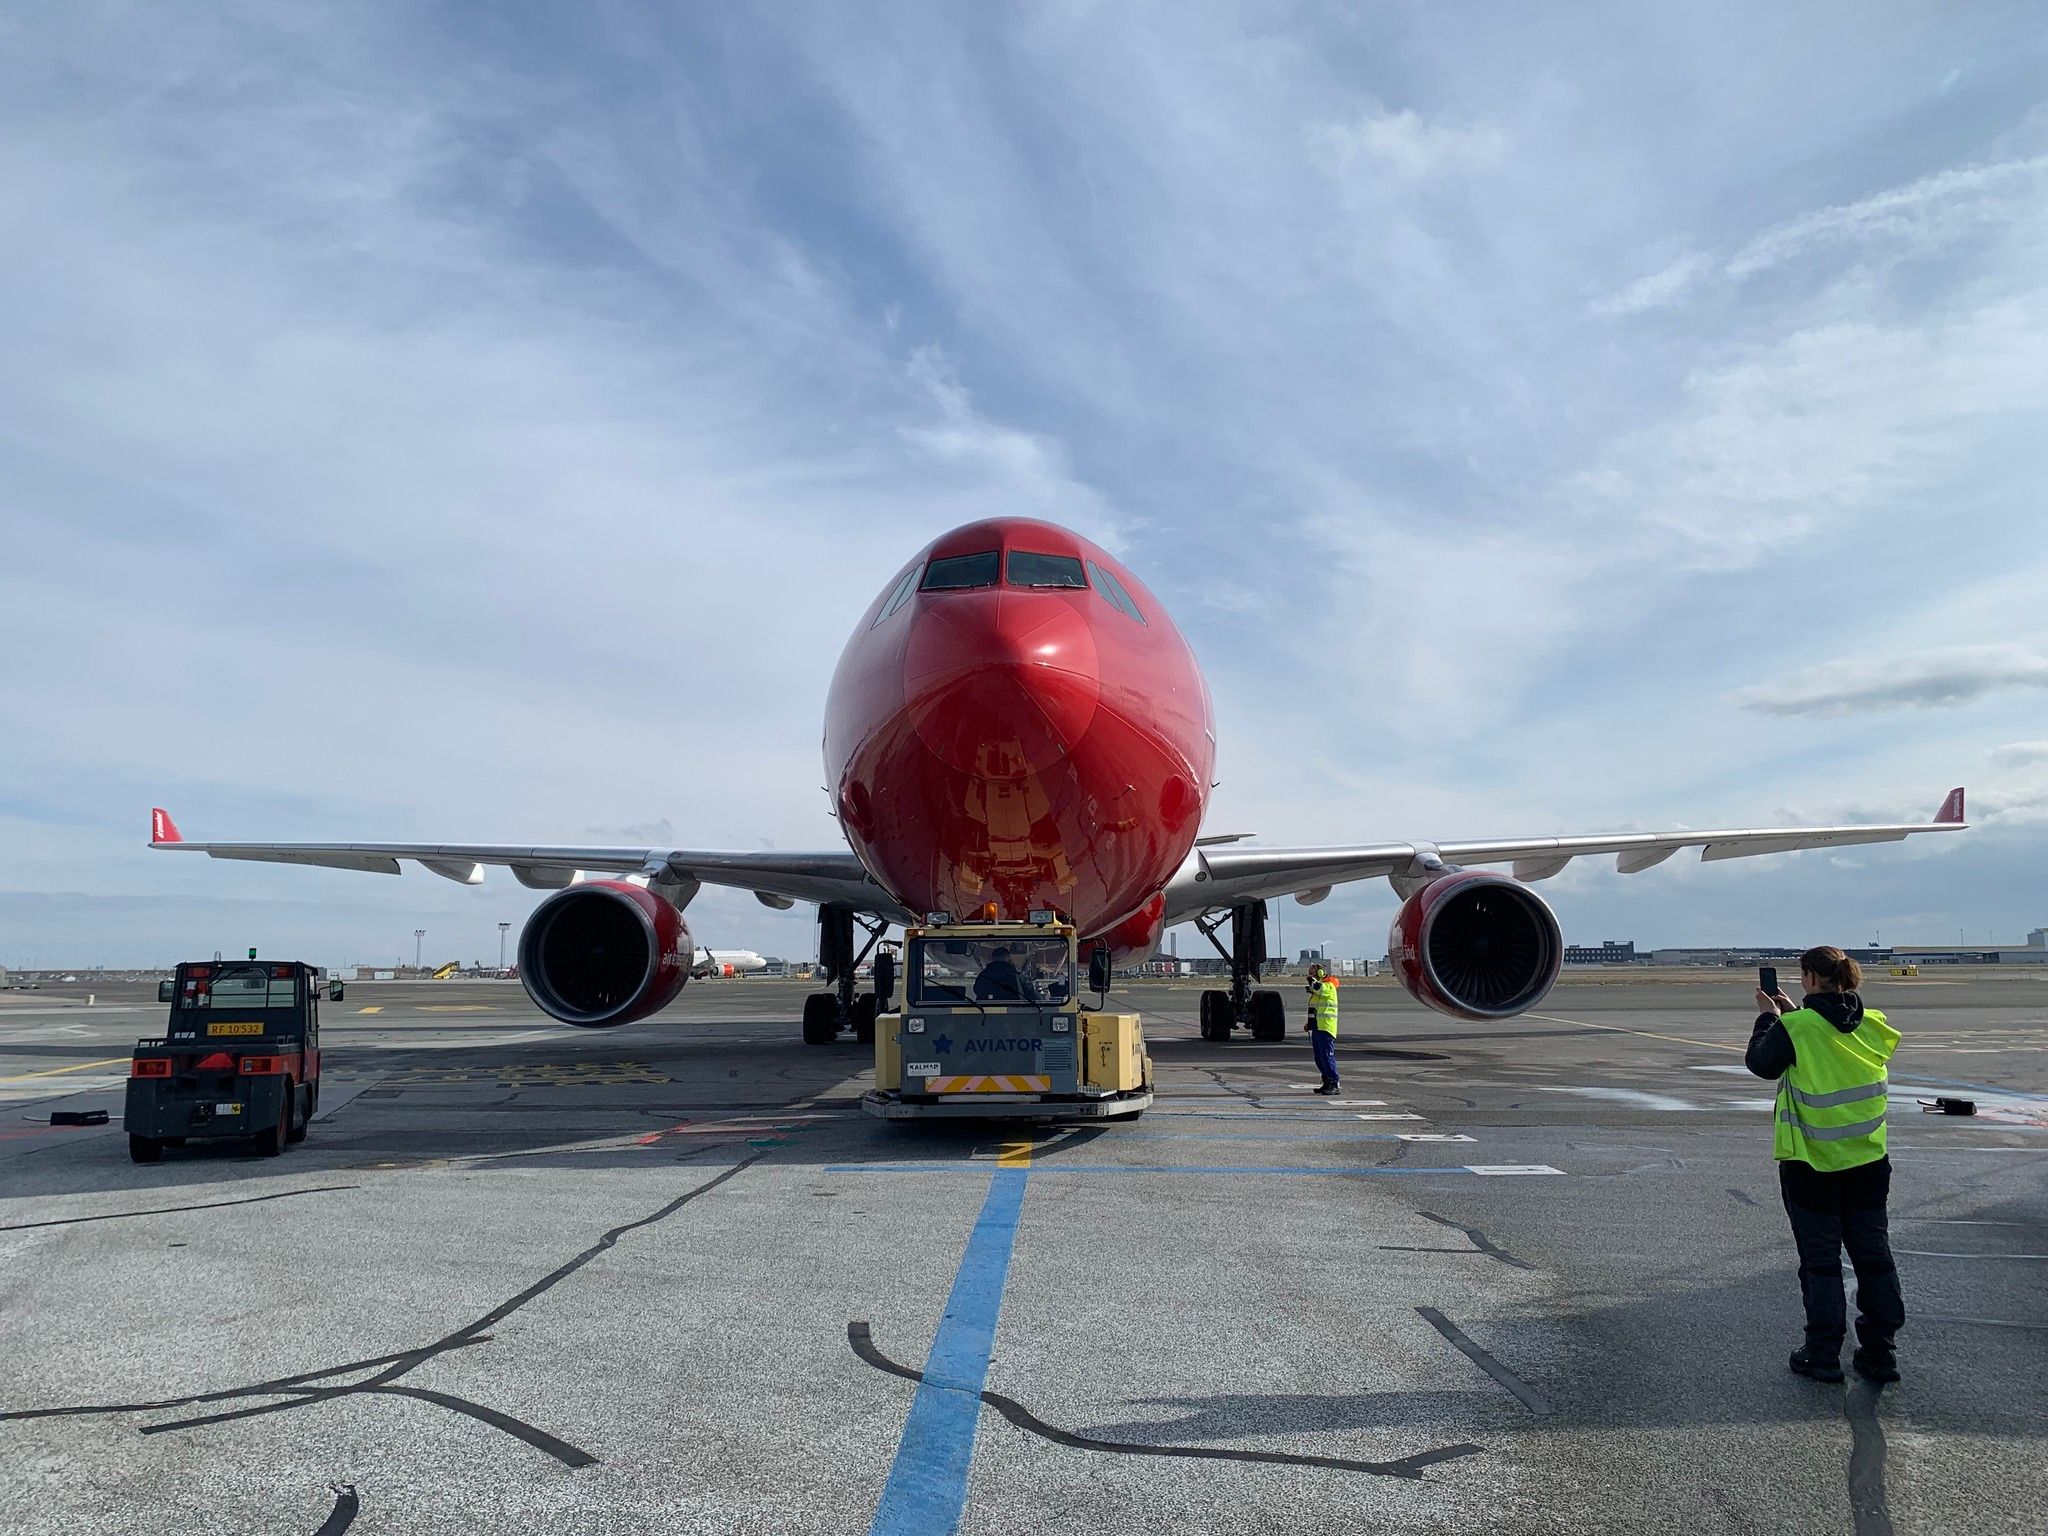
top-left (1779, 1156), bottom-right (1905, 1355)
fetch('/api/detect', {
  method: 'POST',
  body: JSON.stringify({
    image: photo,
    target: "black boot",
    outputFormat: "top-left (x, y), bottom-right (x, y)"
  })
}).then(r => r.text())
top-left (1851, 1347), bottom-right (1900, 1385)
top-left (1789, 1344), bottom-right (1844, 1383)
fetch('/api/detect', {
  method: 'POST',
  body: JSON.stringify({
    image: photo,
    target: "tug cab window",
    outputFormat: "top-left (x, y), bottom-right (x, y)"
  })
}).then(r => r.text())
top-left (1006, 551), bottom-right (1088, 589)
top-left (920, 551), bottom-right (1000, 591)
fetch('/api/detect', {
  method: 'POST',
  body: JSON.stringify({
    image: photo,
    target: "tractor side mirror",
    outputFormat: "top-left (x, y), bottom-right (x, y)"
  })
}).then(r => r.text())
top-left (157, 979), bottom-right (175, 1003)
top-left (874, 950), bottom-right (896, 1011)
top-left (328, 981), bottom-right (345, 1002)
top-left (1087, 946), bottom-right (1113, 996)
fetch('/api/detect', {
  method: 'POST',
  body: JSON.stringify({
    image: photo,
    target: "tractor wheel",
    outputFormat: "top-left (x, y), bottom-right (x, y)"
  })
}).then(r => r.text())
top-left (286, 1082), bottom-right (310, 1143)
top-left (255, 1087), bottom-right (290, 1156)
top-left (129, 1135), bottom-right (163, 1164)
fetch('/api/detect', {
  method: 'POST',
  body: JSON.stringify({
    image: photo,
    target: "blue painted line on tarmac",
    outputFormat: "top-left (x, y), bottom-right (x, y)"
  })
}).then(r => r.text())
top-left (830, 1163), bottom-right (1480, 1176)
top-left (867, 1166), bottom-right (1027, 1536)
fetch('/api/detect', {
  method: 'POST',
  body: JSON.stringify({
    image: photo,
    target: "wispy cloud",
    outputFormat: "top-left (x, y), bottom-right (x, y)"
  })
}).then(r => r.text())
top-left (1989, 741), bottom-right (2048, 766)
top-left (1316, 107), bottom-right (1505, 181)
top-left (1595, 155), bottom-right (2048, 316)
top-left (899, 346), bottom-right (1134, 551)
top-left (1725, 156), bottom-right (2048, 280)
top-left (1733, 644), bottom-right (2048, 716)
top-left (1588, 252), bottom-right (1713, 317)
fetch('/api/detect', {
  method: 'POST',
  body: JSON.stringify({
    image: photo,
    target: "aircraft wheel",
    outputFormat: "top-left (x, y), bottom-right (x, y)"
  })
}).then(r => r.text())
top-left (1198, 990), bottom-right (1231, 1041)
top-left (1249, 990), bottom-right (1288, 1042)
top-left (129, 1135), bottom-right (163, 1164)
top-left (801, 992), bottom-right (840, 1045)
top-left (255, 1090), bottom-right (289, 1157)
top-left (852, 994), bottom-right (878, 1046)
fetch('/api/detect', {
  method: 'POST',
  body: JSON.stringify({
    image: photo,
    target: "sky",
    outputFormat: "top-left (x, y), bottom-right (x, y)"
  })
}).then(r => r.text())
top-left (3, 2), bottom-right (2045, 970)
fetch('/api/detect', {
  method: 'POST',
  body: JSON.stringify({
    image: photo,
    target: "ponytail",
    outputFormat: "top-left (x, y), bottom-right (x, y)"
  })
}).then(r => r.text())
top-left (1798, 945), bottom-right (1862, 992)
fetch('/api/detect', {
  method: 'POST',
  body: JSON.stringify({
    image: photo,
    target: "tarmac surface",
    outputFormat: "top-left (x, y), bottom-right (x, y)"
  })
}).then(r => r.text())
top-left (2, 970), bottom-right (2044, 1535)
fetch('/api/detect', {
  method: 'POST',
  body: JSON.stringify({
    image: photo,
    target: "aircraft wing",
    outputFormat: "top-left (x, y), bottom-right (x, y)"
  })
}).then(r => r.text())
top-left (1162, 787), bottom-right (1967, 925)
top-left (148, 808), bottom-right (912, 922)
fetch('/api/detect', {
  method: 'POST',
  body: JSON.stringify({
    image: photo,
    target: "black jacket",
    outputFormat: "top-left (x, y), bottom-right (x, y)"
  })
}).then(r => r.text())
top-left (1745, 990), bottom-right (1865, 1080)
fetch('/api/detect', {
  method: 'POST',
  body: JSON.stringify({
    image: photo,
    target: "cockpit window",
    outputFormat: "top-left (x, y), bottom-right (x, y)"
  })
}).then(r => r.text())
top-left (920, 551), bottom-right (1000, 591)
top-left (871, 566), bottom-right (920, 627)
top-left (1006, 551), bottom-right (1088, 589)
top-left (1085, 560), bottom-right (1147, 624)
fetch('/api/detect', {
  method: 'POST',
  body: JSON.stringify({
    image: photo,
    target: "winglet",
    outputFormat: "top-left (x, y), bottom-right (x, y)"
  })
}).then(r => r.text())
top-left (150, 807), bottom-right (183, 845)
top-left (1935, 787), bottom-right (1965, 825)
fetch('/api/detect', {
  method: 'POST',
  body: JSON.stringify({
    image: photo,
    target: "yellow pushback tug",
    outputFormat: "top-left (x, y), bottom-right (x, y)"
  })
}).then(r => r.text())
top-left (861, 912), bottom-right (1153, 1122)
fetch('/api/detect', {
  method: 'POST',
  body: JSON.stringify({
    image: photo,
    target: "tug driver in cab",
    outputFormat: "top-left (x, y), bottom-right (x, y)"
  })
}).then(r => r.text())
top-left (973, 946), bottom-right (1040, 1002)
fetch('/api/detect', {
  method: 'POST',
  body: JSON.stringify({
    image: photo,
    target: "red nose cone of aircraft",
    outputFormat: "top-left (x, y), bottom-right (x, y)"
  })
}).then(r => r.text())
top-left (903, 592), bottom-right (1100, 775)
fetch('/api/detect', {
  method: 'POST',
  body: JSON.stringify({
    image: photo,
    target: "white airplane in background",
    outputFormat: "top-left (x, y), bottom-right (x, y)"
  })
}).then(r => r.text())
top-left (693, 947), bottom-right (768, 979)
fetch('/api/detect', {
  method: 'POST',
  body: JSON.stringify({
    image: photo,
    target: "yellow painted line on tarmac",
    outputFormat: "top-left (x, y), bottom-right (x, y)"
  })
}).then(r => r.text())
top-left (0, 1056), bottom-right (129, 1082)
top-left (356, 1006), bottom-right (384, 1014)
top-left (1528, 1012), bottom-right (1743, 1054)
top-left (996, 1138), bottom-right (1035, 1168)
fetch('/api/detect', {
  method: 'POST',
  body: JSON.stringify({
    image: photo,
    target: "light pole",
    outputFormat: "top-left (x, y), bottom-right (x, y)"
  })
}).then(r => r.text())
top-left (415, 929), bottom-right (426, 972)
top-left (498, 922), bottom-right (511, 971)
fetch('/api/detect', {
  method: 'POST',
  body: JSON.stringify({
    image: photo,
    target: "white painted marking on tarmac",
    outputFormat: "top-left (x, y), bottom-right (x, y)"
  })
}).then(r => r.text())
top-left (1399, 1133), bottom-right (1475, 1142)
top-left (0, 1076), bottom-right (126, 1104)
top-left (1326, 1099), bottom-right (1388, 1106)
top-left (1466, 1165), bottom-right (1564, 1176)
top-left (1538, 1085), bottom-right (1701, 1111)
top-left (1354, 1113), bottom-right (1424, 1121)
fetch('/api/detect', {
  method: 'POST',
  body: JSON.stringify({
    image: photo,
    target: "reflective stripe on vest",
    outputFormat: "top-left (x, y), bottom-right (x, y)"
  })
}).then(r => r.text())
top-left (1773, 1005), bottom-right (1896, 1171)
top-left (1311, 981), bottom-right (1338, 1035)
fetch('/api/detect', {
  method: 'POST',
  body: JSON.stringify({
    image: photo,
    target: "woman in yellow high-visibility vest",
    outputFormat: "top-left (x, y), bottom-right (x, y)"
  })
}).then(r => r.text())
top-left (1746, 945), bottom-right (1903, 1385)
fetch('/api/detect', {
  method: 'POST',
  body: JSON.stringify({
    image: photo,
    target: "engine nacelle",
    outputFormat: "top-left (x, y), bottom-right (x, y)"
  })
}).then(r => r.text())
top-left (1388, 870), bottom-right (1562, 1022)
top-left (517, 880), bottom-right (693, 1027)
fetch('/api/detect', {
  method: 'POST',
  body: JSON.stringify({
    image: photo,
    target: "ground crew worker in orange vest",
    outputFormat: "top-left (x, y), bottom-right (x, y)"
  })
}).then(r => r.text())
top-left (1746, 945), bottom-right (1904, 1385)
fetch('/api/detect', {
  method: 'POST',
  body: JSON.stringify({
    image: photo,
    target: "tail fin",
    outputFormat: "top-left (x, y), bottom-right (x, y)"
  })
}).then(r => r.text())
top-left (150, 807), bottom-right (183, 845)
top-left (1935, 787), bottom-right (1966, 825)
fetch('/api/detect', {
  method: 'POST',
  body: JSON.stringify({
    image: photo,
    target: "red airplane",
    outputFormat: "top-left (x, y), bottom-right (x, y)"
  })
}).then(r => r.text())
top-left (151, 517), bottom-right (1967, 1044)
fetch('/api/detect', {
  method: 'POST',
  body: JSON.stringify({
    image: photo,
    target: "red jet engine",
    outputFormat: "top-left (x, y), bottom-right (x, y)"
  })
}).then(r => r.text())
top-left (517, 880), bottom-right (693, 1027)
top-left (1387, 870), bottom-right (1562, 1021)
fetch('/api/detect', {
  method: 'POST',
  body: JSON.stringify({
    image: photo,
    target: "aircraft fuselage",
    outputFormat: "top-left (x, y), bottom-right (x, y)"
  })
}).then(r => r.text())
top-left (824, 518), bottom-right (1214, 961)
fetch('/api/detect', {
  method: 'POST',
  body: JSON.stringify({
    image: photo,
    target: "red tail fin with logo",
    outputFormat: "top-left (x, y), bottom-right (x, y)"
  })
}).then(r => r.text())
top-left (150, 807), bottom-right (183, 845)
top-left (1935, 787), bottom-right (1965, 825)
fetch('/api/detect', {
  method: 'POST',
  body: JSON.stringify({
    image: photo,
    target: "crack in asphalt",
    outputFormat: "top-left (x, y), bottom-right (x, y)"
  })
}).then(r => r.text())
top-left (312, 1483), bottom-right (359, 1535)
top-left (0, 1184), bottom-right (361, 1233)
top-left (1417, 1210), bottom-right (1538, 1271)
top-left (1, 1155), bottom-right (758, 1469)
top-left (847, 1320), bottom-right (1483, 1481)
top-left (1844, 1379), bottom-right (1894, 1536)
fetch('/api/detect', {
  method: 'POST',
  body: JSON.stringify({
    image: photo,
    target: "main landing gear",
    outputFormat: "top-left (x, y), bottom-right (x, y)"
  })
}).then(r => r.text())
top-left (802, 905), bottom-right (893, 1047)
top-left (1194, 901), bottom-right (1289, 1043)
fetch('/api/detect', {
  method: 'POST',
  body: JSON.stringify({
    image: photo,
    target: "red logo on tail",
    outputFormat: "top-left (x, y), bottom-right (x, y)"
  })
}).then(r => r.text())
top-left (151, 807), bottom-right (183, 844)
